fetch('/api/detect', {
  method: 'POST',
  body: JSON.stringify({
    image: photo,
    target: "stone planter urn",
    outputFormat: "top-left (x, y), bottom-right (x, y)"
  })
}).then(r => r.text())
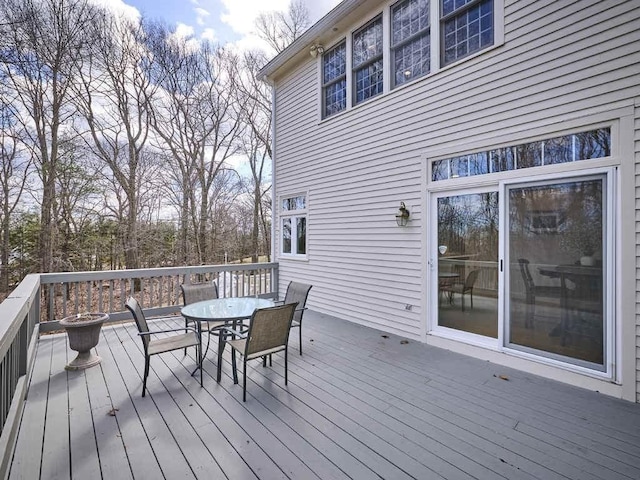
top-left (59, 312), bottom-right (109, 370)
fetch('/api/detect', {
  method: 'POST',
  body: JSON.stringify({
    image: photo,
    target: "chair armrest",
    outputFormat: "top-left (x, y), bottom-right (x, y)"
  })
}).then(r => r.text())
top-left (218, 325), bottom-right (248, 339)
top-left (139, 326), bottom-right (199, 337)
top-left (273, 300), bottom-right (284, 306)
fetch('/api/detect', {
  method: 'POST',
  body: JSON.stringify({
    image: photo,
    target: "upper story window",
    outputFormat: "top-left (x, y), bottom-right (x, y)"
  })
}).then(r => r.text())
top-left (353, 16), bottom-right (384, 105)
top-left (322, 41), bottom-right (347, 118)
top-left (391, 0), bottom-right (431, 87)
top-left (281, 194), bottom-right (307, 257)
top-left (317, 0), bottom-right (499, 118)
top-left (441, 0), bottom-right (494, 65)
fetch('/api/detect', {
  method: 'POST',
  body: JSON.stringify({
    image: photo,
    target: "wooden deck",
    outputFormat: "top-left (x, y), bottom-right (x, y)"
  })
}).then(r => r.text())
top-left (8, 311), bottom-right (640, 479)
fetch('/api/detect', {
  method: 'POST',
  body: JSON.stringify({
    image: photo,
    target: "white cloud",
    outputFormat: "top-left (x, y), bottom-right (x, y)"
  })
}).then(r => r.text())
top-left (201, 28), bottom-right (217, 42)
top-left (89, 0), bottom-right (140, 20)
top-left (218, 0), bottom-right (342, 54)
top-left (219, 0), bottom-right (288, 36)
top-left (194, 7), bottom-right (210, 26)
top-left (173, 22), bottom-right (195, 39)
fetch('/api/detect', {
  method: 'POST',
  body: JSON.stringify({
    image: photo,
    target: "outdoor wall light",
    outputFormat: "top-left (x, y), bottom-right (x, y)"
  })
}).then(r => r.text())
top-left (309, 44), bottom-right (324, 58)
top-left (396, 202), bottom-right (410, 227)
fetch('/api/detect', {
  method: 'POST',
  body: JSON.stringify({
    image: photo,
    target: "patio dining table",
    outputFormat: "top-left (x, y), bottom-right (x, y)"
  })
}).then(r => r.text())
top-left (181, 297), bottom-right (275, 381)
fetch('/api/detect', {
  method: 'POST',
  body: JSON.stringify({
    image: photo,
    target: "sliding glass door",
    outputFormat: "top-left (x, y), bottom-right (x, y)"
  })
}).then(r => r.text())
top-left (505, 173), bottom-right (609, 370)
top-left (431, 169), bottom-right (612, 372)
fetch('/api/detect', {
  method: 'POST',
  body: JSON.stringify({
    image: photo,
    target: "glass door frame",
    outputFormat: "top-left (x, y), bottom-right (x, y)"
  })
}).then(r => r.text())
top-left (499, 166), bottom-right (616, 379)
top-left (428, 184), bottom-right (501, 349)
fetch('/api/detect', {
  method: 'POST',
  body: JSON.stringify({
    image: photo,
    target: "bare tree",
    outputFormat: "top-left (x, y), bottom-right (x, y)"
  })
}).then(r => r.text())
top-left (148, 25), bottom-right (242, 264)
top-left (255, 0), bottom-right (310, 54)
top-left (0, 0), bottom-right (99, 274)
top-left (75, 12), bottom-right (158, 272)
top-left (233, 50), bottom-right (273, 262)
top-left (0, 84), bottom-right (32, 290)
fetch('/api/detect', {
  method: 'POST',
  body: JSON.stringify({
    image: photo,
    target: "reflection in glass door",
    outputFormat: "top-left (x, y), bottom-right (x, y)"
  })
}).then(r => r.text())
top-left (506, 175), bottom-right (606, 369)
top-left (436, 192), bottom-right (499, 338)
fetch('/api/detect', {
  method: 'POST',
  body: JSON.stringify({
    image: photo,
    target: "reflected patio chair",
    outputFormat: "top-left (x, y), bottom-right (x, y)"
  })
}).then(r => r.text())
top-left (181, 283), bottom-right (223, 356)
top-left (518, 259), bottom-right (563, 328)
top-left (275, 281), bottom-right (312, 354)
top-left (441, 269), bottom-right (480, 311)
top-left (125, 296), bottom-right (202, 397)
top-left (222, 303), bottom-right (297, 402)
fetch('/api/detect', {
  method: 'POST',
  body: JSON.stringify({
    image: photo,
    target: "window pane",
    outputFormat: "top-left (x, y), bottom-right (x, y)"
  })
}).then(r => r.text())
top-left (442, 0), bottom-right (475, 16)
top-left (324, 79), bottom-right (346, 117)
top-left (294, 196), bottom-right (306, 209)
top-left (544, 136), bottom-right (573, 165)
top-left (394, 33), bottom-right (431, 85)
top-left (282, 196), bottom-right (306, 211)
top-left (432, 159), bottom-right (449, 180)
top-left (490, 147), bottom-right (515, 172)
top-left (392, 0), bottom-right (430, 45)
top-left (282, 218), bottom-right (292, 253)
top-left (323, 42), bottom-right (346, 84)
top-left (438, 192), bottom-right (499, 338)
top-left (353, 17), bottom-right (383, 67)
top-left (443, 0), bottom-right (493, 65)
top-left (575, 128), bottom-right (611, 160)
top-left (516, 142), bottom-right (543, 169)
top-left (323, 42), bottom-right (346, 117)
top-left (355, 59), bottom-right (384, 103)
top-left (508, 178), bottom-right (605, 368)
top-left (296, 217), bottom-right (306, 255)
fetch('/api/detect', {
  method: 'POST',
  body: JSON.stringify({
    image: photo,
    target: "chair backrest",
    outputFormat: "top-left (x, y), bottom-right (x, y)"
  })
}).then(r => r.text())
top-left (283, 282), bottom-right (312, 321)
top-left (465, 269), bottom-right (480, 289)
top-left (244, 303), bottom-right (297, 358)
top-left (181, 282), bottom-right (219, 305)
top-left (125, 297), bottom-right (149, 351)
top-left (518, 259), bottom-right (535, 292)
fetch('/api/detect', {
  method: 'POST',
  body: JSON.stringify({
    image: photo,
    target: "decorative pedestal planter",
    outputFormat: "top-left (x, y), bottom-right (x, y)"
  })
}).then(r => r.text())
top-left (59, 313), bottom-right (109, 371)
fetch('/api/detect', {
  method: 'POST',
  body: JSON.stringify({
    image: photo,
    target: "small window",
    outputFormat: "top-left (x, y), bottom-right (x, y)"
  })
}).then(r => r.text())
top-left (322, 41), bottom-right (347, 118)
top-left (281, 194), bottom-right (307, 257)
top-left (353, 15), bottom-right (384, 105)
top-left (441, 0), bottom-right (494, 66)
top-left (391, 0), bottom-right (431, 87)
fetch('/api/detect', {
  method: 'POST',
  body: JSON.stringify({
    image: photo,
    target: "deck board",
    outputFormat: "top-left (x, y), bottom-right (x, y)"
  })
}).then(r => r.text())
top-left (9, 310), bottom-right (640, 479)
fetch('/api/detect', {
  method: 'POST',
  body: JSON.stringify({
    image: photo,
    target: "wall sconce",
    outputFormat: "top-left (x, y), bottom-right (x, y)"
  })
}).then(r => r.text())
top-left (395, 202), bottom-right (410, 227)
top-left (309, 44), bottom-right (324, 58)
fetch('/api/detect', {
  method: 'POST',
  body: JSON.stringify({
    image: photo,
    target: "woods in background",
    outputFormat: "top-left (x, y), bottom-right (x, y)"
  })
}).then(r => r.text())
top-left (0, 0), bottom-right (309, 294)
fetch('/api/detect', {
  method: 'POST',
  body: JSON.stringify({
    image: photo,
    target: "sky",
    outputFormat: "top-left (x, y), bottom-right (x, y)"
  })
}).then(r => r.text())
top-left (101, 0), bottom-right (342, 53)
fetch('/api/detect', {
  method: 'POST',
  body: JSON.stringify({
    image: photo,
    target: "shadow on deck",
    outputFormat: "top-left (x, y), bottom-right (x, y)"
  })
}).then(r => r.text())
top-left (9, 311), bottom-right (640, 479)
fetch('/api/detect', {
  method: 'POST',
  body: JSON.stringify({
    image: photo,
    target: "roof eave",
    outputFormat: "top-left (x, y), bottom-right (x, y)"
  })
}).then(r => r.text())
top-left (258, 0), bottom-right (364, 82)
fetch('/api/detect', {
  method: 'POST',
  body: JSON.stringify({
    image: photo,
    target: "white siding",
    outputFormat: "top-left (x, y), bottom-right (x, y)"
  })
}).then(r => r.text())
top-left (273, 0), bottom-right (640, 344)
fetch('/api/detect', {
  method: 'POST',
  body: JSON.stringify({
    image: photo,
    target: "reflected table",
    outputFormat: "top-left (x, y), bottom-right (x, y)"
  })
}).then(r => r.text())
top-left (538, 264), bottom-right (603, 345)
top-left (181, 297), bottom-right (274, 381)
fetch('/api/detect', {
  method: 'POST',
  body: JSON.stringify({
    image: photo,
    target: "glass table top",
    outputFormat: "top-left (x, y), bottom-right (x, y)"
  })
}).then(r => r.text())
top-left (180, 297), bottom-right (275, 321)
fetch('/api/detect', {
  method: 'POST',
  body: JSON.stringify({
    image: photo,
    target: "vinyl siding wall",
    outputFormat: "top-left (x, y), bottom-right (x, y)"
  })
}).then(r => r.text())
top-left (272, 0), bottom-right (640, 350)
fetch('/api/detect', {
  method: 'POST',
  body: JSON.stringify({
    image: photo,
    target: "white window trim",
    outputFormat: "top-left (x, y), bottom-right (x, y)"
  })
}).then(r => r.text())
top-left (279, 192), bottom-right (309, 260)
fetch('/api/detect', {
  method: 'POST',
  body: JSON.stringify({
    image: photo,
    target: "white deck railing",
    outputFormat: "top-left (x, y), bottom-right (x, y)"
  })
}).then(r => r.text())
top-left (0, 262), bottom-right (279, 478)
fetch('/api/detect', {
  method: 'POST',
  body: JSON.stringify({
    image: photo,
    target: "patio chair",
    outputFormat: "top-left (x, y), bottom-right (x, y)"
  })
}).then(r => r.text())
top-left (125, 296), bottom-right (202, 397)
top-left (441, 269), bottom-right (479, 311)
top-left (518, 259), bottom-right (563, 328)
top-left (222, 303), bottom-right (297, 402)
top-left (275, 281), bottom-right (312, 354)
top-left (181, 282), bottom-right (223, 355)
